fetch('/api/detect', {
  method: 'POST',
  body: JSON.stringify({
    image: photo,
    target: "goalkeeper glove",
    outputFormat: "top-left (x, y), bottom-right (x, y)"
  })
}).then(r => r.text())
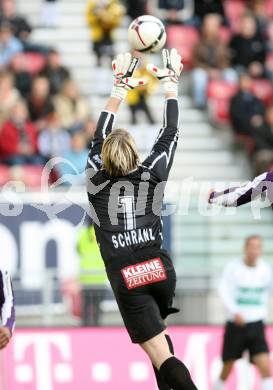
top-left (111, 52), bottom-right (147, 101)
top-left (146, 48), bottom-right (183, 96)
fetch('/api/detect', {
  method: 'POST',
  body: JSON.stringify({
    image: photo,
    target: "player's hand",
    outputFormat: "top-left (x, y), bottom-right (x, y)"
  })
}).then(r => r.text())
top-left (233, 314), bottom-right (245, 327)
top-left (208, 188), bottom-right (215, 204)
top-left (0, 327), bottom-right (11, 350)
top-left (111, 52), bottom-right (147, 101)
top-left (146, 48), bottom-right (183, 95)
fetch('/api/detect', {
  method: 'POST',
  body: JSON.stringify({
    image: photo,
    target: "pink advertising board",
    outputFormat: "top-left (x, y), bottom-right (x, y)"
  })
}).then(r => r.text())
top-left (1, 326), bottom-right (273, 390)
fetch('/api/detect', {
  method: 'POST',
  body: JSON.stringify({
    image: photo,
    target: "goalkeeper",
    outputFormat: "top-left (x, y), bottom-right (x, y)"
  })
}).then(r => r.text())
top-left (86, 49), bottom-right (197, 389)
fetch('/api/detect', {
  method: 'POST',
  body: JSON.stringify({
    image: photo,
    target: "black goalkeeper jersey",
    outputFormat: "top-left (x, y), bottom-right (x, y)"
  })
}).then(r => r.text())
top-left (86, 98), bottom-right (179, 266)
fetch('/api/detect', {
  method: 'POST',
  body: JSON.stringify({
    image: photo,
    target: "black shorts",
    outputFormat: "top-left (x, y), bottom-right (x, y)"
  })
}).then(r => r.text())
top-left (222, 320), bottom-right (269, 362)
top-left (106, 249), bottom-right (179, 344)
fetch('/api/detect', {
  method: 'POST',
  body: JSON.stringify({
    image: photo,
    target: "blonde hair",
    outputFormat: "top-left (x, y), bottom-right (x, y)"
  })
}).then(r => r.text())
top-left (101, 129), bottom-right (139, 177)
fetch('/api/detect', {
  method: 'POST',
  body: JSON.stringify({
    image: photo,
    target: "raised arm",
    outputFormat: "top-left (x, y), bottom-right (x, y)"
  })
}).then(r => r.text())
top-left (86, 53), bottom-right (147, 173)
top-left (142, 98), bottom-right (179, 181)
top-left (209, 171), bottom-right (273, 207)
top-left (142, 49), bottom-right (183, 181)
top-left (86, 99), bottom-right (119, 172)
top-left (0, 270), bottom-right (15, 349)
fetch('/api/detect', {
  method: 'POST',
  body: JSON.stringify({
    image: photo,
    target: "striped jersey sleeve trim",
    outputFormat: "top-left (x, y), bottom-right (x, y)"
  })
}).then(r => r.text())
top-left (87, 110), bottom-right (116, 171)
top-left (147, 128), bottom-right (179, 171)
top-left (102, 112), bottom-right (113, 139)
top-left (87, 157), bottom-right (99, 171)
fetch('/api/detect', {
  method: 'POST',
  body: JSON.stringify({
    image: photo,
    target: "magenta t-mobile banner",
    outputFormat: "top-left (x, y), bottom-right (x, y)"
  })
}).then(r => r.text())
top-left (2, 327), bottom-right (273, 390)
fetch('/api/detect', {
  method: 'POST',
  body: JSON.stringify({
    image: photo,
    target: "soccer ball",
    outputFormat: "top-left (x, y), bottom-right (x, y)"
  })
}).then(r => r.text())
top-left (128, 15), bottom-right (167, 53)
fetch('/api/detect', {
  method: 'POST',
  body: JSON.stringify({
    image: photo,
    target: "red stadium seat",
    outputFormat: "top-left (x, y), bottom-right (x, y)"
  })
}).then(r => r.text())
top-left (266, 0), bottom-right (273, 18)
top-left (166, 25), bottom-right (199, 69)
top-left (207, 80), bottom-right (238, 124)
top-left (166, 25), bottom-right (199, 46)
top-left (0, 165), bottom-right (11, 186)
top-left (224, 0), bottom-right (247, 32)
top-left (23, 52), bottom-right (46, 75)
top-left (251, 79), bottom-right (273, 106)
top-left (20, 165), bottom-right (45, 188)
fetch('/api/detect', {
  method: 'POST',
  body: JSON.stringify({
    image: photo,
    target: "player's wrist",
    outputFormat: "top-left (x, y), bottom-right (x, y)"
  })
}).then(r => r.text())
top-left (111, 86), bottom-right (127, 101)
top-left (164, 81), bottom-right (178, 96)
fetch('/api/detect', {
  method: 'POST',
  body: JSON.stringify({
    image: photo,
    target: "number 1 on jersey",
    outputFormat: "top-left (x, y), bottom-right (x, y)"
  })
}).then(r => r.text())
top-left (118, 196), bottom-right (136, 230)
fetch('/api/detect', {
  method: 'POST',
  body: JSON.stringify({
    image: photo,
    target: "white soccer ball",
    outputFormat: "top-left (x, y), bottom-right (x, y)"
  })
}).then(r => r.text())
top-left (128, 15), bottom-right (167, 53)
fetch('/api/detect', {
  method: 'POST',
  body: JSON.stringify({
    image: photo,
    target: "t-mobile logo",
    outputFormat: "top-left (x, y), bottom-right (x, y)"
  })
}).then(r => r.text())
top-left (14, 333), bottom-right (73, 390)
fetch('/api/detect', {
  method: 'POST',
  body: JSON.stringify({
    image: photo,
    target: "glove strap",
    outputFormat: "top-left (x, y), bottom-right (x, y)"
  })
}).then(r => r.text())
top-left (111, 85), bottom-right (127, 101)
top-left (111, 57), bottom-right (139, 101)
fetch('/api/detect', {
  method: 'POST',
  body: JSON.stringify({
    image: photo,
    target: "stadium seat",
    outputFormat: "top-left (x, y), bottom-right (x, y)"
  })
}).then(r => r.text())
top-left (251, 79), bottom-right (273, 106)
top-left (224, 0), bottom-right (247, 32)
top-left (23, 52), bottom-right (46, 74)
top-left (207, 80), bottom-right (238, 124)
top-left (0, 164), bottom-right (11, 186)
top-left (166, 25), bottom-right (199, 70)
top-left (266, 0), bottom-right (273, 18)
top-left (20, 165), bottom-right (45, 188)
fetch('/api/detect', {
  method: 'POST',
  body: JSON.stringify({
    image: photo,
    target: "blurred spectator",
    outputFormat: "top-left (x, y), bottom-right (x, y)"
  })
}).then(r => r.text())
top-left (266, 22), bottom-right (273, 80)
top-left (41, 49), bottom-right (71, 95)
top-left (86, 0), bottom-right (125, 66)
top-left (27, 76), bottom-right (54, 127)
top-left (192, 14), bottom-right (237, 109)
top-left (10, 53), bottom-right (32, 96)
top-left (0, 70), bottom-right (19, 126)
top-left (253, 106), bottom-right (273, 174)
top-left (0, 99), bottom-right (43, 165)
top-left (194, 0), bottom-right (225, 24)
top-left (158, 0), bottom-right (184, 24)
top-left (38, 112), bottom-right (71, 160)
top-left (230, 73), bottom-right (265, 136)
top-left (127, 55), bottom-right (156, 124)
top-left (40, 0), bottom-right (60, 28)
top-left (230, 13), bottom-right (266, 78)
top-left (267, 21), bottom-right (273, 52)
top-left (77, 222), bottom-right (108, 326)
top-left (1, 0), bottom-right (48, 54)
top-left (248, 0), bottom-right (268, 36)
top-left (56, 131), bottom-right (88, 185)
top-left (126, 0), bottom-right (148, 20)
top-left (0, 0), bottom-right (32, 43)
top-left (54, 79), bottom-right (90, 132)
top-left (0, 20), bottom-right (23, 68)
